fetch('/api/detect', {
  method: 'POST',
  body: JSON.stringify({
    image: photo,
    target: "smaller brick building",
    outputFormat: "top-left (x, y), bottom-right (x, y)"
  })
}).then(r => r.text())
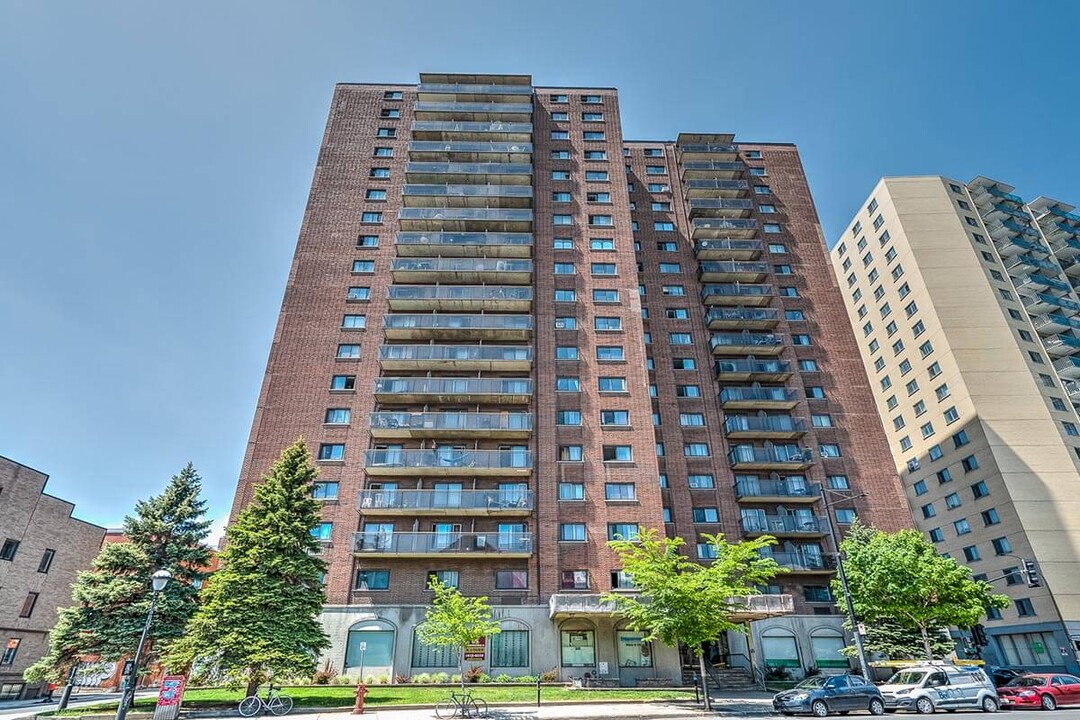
top-left (0, 456), bottom-right (106, 700)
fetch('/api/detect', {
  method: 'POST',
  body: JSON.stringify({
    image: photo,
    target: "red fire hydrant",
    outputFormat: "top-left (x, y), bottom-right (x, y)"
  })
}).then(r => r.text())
top-left (353, 682), bottom-right (369, 714)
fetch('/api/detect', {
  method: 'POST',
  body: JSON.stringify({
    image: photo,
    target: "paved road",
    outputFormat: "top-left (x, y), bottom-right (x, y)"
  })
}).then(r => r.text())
top-left (0, 692), bottom-right (155, 720)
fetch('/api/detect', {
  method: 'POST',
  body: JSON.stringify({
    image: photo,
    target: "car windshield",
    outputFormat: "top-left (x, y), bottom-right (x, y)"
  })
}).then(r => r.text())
top-left (887, 671), bottom-right (927, 686)
top-left (1007, 677), bottom-right (1046, 687)
top-left (795, 676), bottom-right (828, 689)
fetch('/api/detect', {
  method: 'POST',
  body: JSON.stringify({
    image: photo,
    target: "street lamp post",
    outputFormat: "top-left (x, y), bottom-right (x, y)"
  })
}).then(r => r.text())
top-left (820, 489), bottom-right (872, 679)
top-left (115, 569), bottom-right (172, 720)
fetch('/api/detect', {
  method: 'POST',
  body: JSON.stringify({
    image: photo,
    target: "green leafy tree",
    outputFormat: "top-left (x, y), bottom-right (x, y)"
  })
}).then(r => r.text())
top-left (25, 464), bottom-right (211, 683)
top-left (416, 578), bottom-right (501, 694)
top-left (835, 522), bottom-right (1009, 661)
top-left (166, 439), bottom-right (329, 695)
top-left (840, 618), bottom-right (955, 661)
top-left (604, 529), bottom-right (784, 710)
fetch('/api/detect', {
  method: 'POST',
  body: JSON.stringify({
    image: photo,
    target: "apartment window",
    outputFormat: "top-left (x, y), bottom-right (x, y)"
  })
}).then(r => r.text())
top-left (1040, 373), bottom-right (1056, 388)
top-left (1016, 599), bottom-right (1036, 617)
top-left (780, 287), bottom-right (799, 297)
top-left (812, 414), bottom-right (834, 428)
top-left (495, 571), bottom-right (528, 590)
top-left (551, 130), bottom-right (569, 140)
top-left (905, 379), bottom-right (919, 395)
top-left (692, 507), bottom-right (720, 523)
top-left (764, 223), bottom-right (782, 234)
top-left (666, 308), bottom-right (689, 320)
top-left (603, 445), bottom-right (633, 463)
top-left (584, 170), bottom-right (610, 182)
top-left (963, 546), bottom-right (981, 562)
top-left (555, 346), bottom-right (579, 360)
top-left (962, 455), bottom-right (979, 472)
top-left (318, 444), bottom-right (344, 462)
top-left (919, 341), bottom-right (934, 358)
top-left (552, 170), bottom-right (571, 180)
top-left (971, 481), bottom-right (990, 499)
top-left (357, 234), bottom-right (379, 247)
top-left (759, 204), bottom-right (776, 214)
top-left (589, 215), bottom-right (614, 227)
top-left (928, 362), bottom-right (942, 379)
top-left (588, 192), bottom-right (612, 204)
top-left (551, 150), bottom-right (571, 160)
top-left (647, 183), bottom-right (669, 192)
top-left (608, 523), bottom-right (639, 541)
top-left (944, 407), bottom-right (959, 424)
top-left (373, 147), bottom-right (393, 157)
top-left (590, 238), bottom-right (615, 251)
top-left (886, 394), bottom-right (898, 410)
top-left (953, 430), bottom-right (970, 448)
top-left (365, 188), bottom-right (387, 201)
top-left (376, 127), bottom-right (396, 138)
top-left (558, 445), bottom-right (584, 462)
top-left (312, 481), bottom-right (339, 500)
top-left (554, 237), bottom-right (573, 249)
top-left (754, 185), bottom-right (771, 195)
top-left (893, 415), bottom-right (906, 430)
top-left (554, 289), bottom-right (576, 302)
top-left (945, 492), bottom-right (961, 510)
top-left (552, 192), bottom-right (571, 203)
top-left (596, 346), bottom-right (625, 362)
top-left (600, 410), bottom-right (630, 427)
top-left (36, 549), bottom-right (55, 574)
top-left (684, 443), bottom-right (710, 457)
top-left (913, 480), bottom-right (928, 496)
top-left (324, 408), bottom-right (351, 425)
top-left (330, 375), bottom-right (355, 391)
top-left (604, 483), bottom-right (637, 502)
top-left (1065, 422), bottom-right (1079, 437)
top-left (369, 167), bottom-right (390, 178)
top-left (556, 410), bottom-right (582, 426)
top-left (354, 570), bottom-right (389, 591)
top-left (554, 317), bottom-right (578, 331)
top-left (583, 112), bottom-right (604, 122)
top-left (1, 638), bottom-right (20, 666)
top-left (891, 339), bottom-right (904, 355)
top-left (593, 289), bottom-right (619, 303)
top-left (914, 401), bottom-right (928, 418)
top-left (599, 377), bottom-right (627, 393)
top-left (870, 340), bottom-right (881, 354)
top-left (556, 377), bottom-right (581, 392)
top-left (645, 165), bottom-right (668, 176)
top-left (591, 263), bottom-right (617, 277)
top-left (560, 523), bottom-right (587, 542)
top-left (336, 344), bottom-right (360, 359)
top-left (819, 444), bottom-right (842, 457)
top-left (921, 503), bottom-right (936, 519)
top-left (786, 309), bottom-right (806, 322)
top-left (929, 528), bottom-right (944, 543)
top-left (361, 212), bottom-right (382, 223)
top-left (799, 359), bottom-right (819, 371)
top-left (937, 468), bottom-right (953, 484)
top-left (584, 150), bottom-right (607, 161)
top-left (669, 333), bottom-right (692, 345)
top-left (685, 474), bottom-right (716, 490)
top-left (553, 214), bottom-right (573, 226)
top-left (749, 167), bottom-right (767, 177)
top-left (1052, 397), bottom-right (1067, 411)
top-left (680, 413), bottom-right (705, 427)
top-left (992, 537), bottom-right (1013, 555)
top-left (775, 264), bottom-right (793, 274)
top-left (981, 508), bottom-right (1001, 526)
top-left (676, 385), bottom-right (702, 399)
top-left (836, 509), bottom-right (856, 524)
top-left (383, 90), bottom-right (402, 100)
top-left (954, 519), bottom-right (971, 535)
top-left (900, 436), bottom-right (912, 451)
top-left (880, 376), bottom-right (892, 391)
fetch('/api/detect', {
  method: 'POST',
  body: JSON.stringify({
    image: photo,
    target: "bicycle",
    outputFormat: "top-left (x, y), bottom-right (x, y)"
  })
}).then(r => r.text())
top-left (238, 684), bottom-right (294, 717)
top-left (434, 689), bottom-right (488, 718)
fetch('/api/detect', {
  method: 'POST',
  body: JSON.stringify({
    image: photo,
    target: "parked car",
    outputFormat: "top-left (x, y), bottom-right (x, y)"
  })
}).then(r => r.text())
top-left (773, 674), bottom-right (886, 716)
top-left (878, 663), bottom-right (998, 713)
top-left (989, 667), bottom-right (1023, 688)
top-left (996, 673), bottom-right (1080, 711)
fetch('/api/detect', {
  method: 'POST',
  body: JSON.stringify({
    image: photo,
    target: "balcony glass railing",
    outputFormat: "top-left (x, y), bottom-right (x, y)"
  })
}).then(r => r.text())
top-left (369, 412), bottom-right (533, 434)
top-left (411, 120), bottom-right (534, 136)
top-left (677, 143), bottom-right (739, 154)
top-left (359, 488), bottom-right (533, 512)
top-left (363, 449), bottom-right (532, 470)
top-left (993, 203), bottom-right (1031, 221)
top-left (720, 387), bottom-right (798, 404)
top-left (1049, 206), bottom-right (1080, 224)
top-left (768, 552), bottom-right (836, 572)
top-left (374, 377), bottom-right (533, 396)
top-left (734, 479), bottom-right (821, 500)
top-left (414, 101), bottom-right (533, 114)
top-left (405, 162), bottom-right (533, 176)
top-left (691, 218), bottom-right (759, 232)
top-left (1028, 293), bottom-right (1080, 313)
top-left (1045, 334), bottom-right (1080, 351)
top-left (383, 315), bottom-right (533, 332)
top-left (391, 258), bottom-right (533, 273)
top-left (710, 332), bottom-right (784, 350)
top-left (705, 308), bottom-right (781, 325)
top-left (685, 179), bottom-right (751, 192)
top-left (695, 239), bottom-right (764, 254)
top-left (396, 232), bottom-right (533, 248)
top-left (741, 515), bottom-right (829, 534)
top-left (689, 199), bottom-right (755, 211)
top-left (1008, 254), bottom-right (1058, 273)
top-left (1035, 314), bottom-right (1080, 332)
top-left (408, 141), bottom-right (533, 154)
top-left (352, 531), bottom-right (533, 555)
top-left (715, 360), bottom-right (791, 376)
top-left (700, 283), bottom-right (773, 300)
top-left (378, 345), bottom-right (533, 363)
top-left (681, 161), bottom-right (746, 173)
top-left (417, 83), bottom-right (533, 96)
top-left (699, 261), bottom-right (770, 275)
top-left (724, 416), bottom-right (807, 434)
top-left (988, 187), bottom-right (1025, 205)
top-left (387, 286), bottom-right (533, 302)
top-left (402, 184), bottom-right (534, 199)
top-left (1002, 219), bottom-right (1041, 238)
top-left (728, 446), bottom-right (811, 465)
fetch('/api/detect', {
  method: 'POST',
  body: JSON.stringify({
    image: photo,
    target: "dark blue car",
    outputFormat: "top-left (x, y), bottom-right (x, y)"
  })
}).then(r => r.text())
top-left (774, 674), bottom-right (886, 717)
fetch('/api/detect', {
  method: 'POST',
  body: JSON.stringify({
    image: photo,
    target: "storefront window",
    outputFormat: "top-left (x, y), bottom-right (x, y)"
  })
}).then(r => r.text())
top-left (560, 629), bottom-right (596, 667)
top-left (492, 630), bottom-right (529, 668)
top-left (345, 622), bottom-right (394, 668)
top-left (810, 630), bottom-right (847, 669)
top-left (412, 632), bottom-right (458, 667)
top-left (616, 631), bottom-right (653, 667)
top-left (762, 629), bottom-right (800, 668)
top-left (998, 632), bottom-right (1061, 666)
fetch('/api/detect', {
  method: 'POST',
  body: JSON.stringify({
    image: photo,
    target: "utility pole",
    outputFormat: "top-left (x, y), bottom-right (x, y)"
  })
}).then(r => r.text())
top-left (821, 489), bottom-right (872, 678)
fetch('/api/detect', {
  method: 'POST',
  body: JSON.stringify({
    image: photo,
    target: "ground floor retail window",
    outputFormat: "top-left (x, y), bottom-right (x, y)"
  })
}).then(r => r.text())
top-left (491, 629), bottom-right (529, 668)
top-left (998, 631), bottom-right (1063, 666)
top-left (412, 632), bottom-right (458, 667)
top-left (617, 630), bottom-right (653, 668)
top-left (810, 629), bottom-right (847, 669)
top-left (0, 683), bottom-right (25, 700)
top-left (345, 622), bottom-right (394, 668)
top-left (762, 628), bottom-right (801, 668)
top-left (560, 627), bottom-right (596, 667)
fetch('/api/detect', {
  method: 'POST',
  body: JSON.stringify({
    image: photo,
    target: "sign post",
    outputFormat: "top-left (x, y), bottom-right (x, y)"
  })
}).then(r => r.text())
top-left (358, 642), bottom-right (367, 682)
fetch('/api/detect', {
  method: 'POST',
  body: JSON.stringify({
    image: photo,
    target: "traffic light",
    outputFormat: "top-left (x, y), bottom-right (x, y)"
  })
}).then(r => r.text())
top-left (1023, 559), bottom-right (1041, 588)
top-left (972, 624), bottom-right (988, 647)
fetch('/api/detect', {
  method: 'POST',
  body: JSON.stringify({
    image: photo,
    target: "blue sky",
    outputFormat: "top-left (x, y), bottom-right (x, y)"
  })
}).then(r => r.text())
top-left (2, 1), bottom-right (1078, 538)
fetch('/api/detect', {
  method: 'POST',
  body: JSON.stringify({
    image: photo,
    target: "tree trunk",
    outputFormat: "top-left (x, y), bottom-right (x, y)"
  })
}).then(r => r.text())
top-left (920, 626), bottom-right (933, 661)
top-left (245, 666), bottom-right (262, 698)
top-left (459, 650), bottom-right (465, 696)
top-left (698, 650), bottom-right (712, 711)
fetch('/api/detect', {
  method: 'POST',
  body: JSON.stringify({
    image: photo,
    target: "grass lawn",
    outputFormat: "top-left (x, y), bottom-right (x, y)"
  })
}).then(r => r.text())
top-left (48, 686), bottom-right (696, 715)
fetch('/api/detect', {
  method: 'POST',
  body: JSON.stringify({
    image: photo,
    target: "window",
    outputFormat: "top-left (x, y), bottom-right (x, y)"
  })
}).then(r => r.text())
top-left (961, 455), bottom-right (979, 472)
top-left (560, 523), bottom-right (586, 542)
top-left (683, 443), bottom-right (710, 457)
top-left (552, 170), bottom-right (571, 181)
top-left (600, 410), bottom-right (630, 426)
top-left (376, 127), bottom-right (396, 138)
top-left (552, 191), bottom-right (571, 203)
top-left (913, 480), bottom-right (928, 496)
top-left (937, 468), bottom-right (953, 484)
top-left (331, 375), bottom-right (355, 391)
top-left (645, 165), bottom-right (666, 175)
top-left (324, 408), bottom-right (351, 425)
top-left (653, 221), bottom-right (675, 232)
top-left (764, 223), bottom-right (782, 234)
top-left (688, 474), bottom-right (715, 489)
top-left (583, 112), bottom-right (604, 122)
top-left (759, 204), bottom-right (776, 214)
top-left (607, 523), bottom-right (639, 541)
top-left (692, 507), bottom-right (720, 523)
top-left (680, 413), bottom-right (705, 427)
top-left (553, 214), bottom-right (573, 226)
top-left (554, 289), bottom-right (576, 302)
top-left (754, 185), bottom-right (771, 195)
top-left (954, 519), bottom-right (971, 535)
top-left (556, 410), bottom-right (581, 426)
top-left (551, 130), bottom-right (569, 140)
top-left (953, 430), bottom-right (970, 448)
top-left (929, 528), bottom-right (944, 543)
top-left (1, 539), bottom-right (19, 562)
top-left (596, 346), bottom-right (625, 362)
top-left (556, 376), bottom-right (580, 392)
top-left (775, 264), bottom-right (793, 275)
top-left (365, 188), bottom-right (387, 201)
top-left (1016, 599), bottom-right (1036, 617)
top-left (17, 592), bottom-right (38, 619)
top-left (354, 570), bottom-right (389, 591)
top-left (311, 522), bottom-right (333, 541)
top-left (591, 263), bottom-right (618, 278)
top-left (584, 150), bottom-right (607, 161)
top-left (583, 130), bottom-right (605, 141)
top-left (780, 287), bottom-right (799, 297)
top-left (945, 492), bottom-right (961, 510)
top-left (360, 211), bottom-right (382, 224)
top-left (1, 638), bottom-right (20, 666)
top-left (589, 215), bottom-right (613, 227)
top-left (551, 150), bottom-right (571, 160)
top-left (593, 289), bottom-right (619, 303)
top-left (921, 422), bottom-right (935, 438)
top-left (373, 147), bottom-right (393, 157)
top-left (584, 170), bottom-right (610, 182)
top-left (921, 503), bottom-right (936, 519)
top-left (347, 286), bottom-right (370, 301)
top-left (812, 414), bottom-right (834, 428)
top-left (963, 546), bottom-right (981, 562)
top-left (495, 570), bottom-right (528, 589)
top-left (749, 167), bottom-right (767, 177)
top-left (587, 193), bottom-right (612, 205)
top-left (336, 344), bottom-right (361, 359)
top-left (992, 537), bottom-right (1012, 555)
top-left (351, 260), bottom-right (375, 274)
top-left (835, 508), bottom-right (856, 524)
top-left (971, 481), bottom-right (990, 499)
top-left (603, 445), bottom-right (633, 463)
top-left (944, 407), bottom-right (959, 424)
top-left (1065, 422), bottom-right (1079, 436)
top-left (605, 483), bottom-right (637, 501)
top-left (819, 444), bottom-right (842, 457)
top-left (357, 234), bottom-right (379, 248)
top-left (981, 508), bottom-right (1001, 526)
top-left (312, 481), bottom-right (339, 500)
top-left (669, 332), bottom-right (692, 345)
top-left (558, 482), bottom-right (585, 502)
top-left (793, 334), bottom-right (812, 346)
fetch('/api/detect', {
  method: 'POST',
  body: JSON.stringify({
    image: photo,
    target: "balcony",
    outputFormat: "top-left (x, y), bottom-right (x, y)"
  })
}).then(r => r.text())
top-left (352, 531), bottom-right (533, 558)
top-left (690, 217), bottom-right (759, 240)
top-left (695, 238), bottom-right (763, 260)
top-left (1034, 313), bottom-right (1080, 335)
top-left (1006, 254), bottom-right (1059, 274)
top-left (405, 162), bottom-right (532, 185)
top-left (734, 479), bottom-right (822, 504)
top-left (769, 552), bottom-right (836, 574)
top-left (705, 307), bottom-right (781, 330)
top-left (407, 141), bottom-right (532, 164)
top-left (710, 331), bottom-right (785, 356)
top-left (676, 142), bottom-right (738, 162)
top-left (363, 449), bottom-right (532, 476)
top-left (1050, 237), bottom-right (1080, 260)
top-left (1054, 356), bottom-right (1080, 379)
top-left (548, 592), bottom-right (793, 621)
top-left (687, 199), bottom-right (755, 219)
top-left (724, 415), bottom-right (808, 439)
top-left (373, 377), bottom-right (532, 404)
top-left (413, 102), bottom-right (533, 122)
top-left (416, 82), bottom-right (533, 103)
top-left (1024, 292), bottom-right (1080, 317)
top-left (1065, 380), bottom-right (1080, 401)
top-left (411, 120), bottom-right (534, 143)
top-left (395, 232), bottom-right (533, 258)
top-left (698, 261), bottom-right (770, 283)
top-left (1045, 221), bottom-right (1080, 244)
top-left (719, 386), bottom-right (799, 410)
top-left (680, 161), bottom-right (745, 181)
top-left (402, 184), bottom-right (534, 209)
top-left (728, 445), bottom-right (813, 470)
top-left (390, 258), bottom-right (533, 283)
top-left (700, 283), bottom-right (773, 306)
top-left (1013, 274), bottom-right (1052, 296)
top-left (741, 514), bottom-right (829, 537)
top-left (994, 234), bottom-right (1047, 257)
top-left (387, 285), bottom-right (533, 312)
top-left (1044, 333), bottom-right (1080, 358)
top-left (684, 179), bottom-right (751, 199)
top-left (383, 314), bottom-right (533, 341)
top-left (398, 208), bottom-right (534, 233)
top-left (715, 359), bottom-right (792, 382)
top-left (358, 488), bottom-right (533, 516)
top-left (369, 412), bottom-right (533, 440)
top-left (378, 344), bottom-right (533, 371)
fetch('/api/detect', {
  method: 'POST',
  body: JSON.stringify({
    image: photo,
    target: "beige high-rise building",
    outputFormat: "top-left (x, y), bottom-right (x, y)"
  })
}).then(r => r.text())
top-left (829, 176), bottom-right (1080, 674)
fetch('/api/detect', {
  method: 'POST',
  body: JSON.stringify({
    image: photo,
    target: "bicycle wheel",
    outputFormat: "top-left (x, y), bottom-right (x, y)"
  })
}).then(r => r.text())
top-left (238, 696), bottom-right (262, 717)
top-left (268, 696), bottom-right (293, 716)
top-left (467, 698), bottom-right (487, 718)
top-left (435, 699), bottom-right (459, 719)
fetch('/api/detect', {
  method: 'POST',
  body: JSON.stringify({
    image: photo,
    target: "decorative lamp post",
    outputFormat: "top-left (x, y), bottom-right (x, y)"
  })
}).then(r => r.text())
top-left (115, 569), bottom-right (172, 720)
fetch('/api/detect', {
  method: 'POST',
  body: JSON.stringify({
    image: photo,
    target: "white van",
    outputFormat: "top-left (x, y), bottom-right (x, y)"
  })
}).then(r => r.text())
top-left (878, 663), bottom-right (999, 714)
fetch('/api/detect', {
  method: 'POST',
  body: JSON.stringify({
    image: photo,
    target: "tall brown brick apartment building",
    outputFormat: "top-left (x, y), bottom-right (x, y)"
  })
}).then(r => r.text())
top-left (231, 73), bottom-right (911, 684)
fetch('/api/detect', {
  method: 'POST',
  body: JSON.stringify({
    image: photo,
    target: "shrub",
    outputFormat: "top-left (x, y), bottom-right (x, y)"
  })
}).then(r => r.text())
top-left (394, 674), bottom-right (410, 684)
top-left (538, 667), bottom-right (560, 683)
top-left (364, 675), bottom-right (376, 684)
top-left (464, 665), bottom-right (484, 683)
top-left (450, 674), bottom-right (462, 684)
top-left (516, 675), bottom-right (538, 683)
top-left (494, 674), bottom-right (513, 683)
top-left (764, 665), bottom-right (791, 681)
top-left (376, 674), bottom-right (390, 684)
top-left (312, 661), bottom-right (336, 685)
top-left (430, 672), bottom-right (448, 684)
top-left (330, 675), bottom-right (354, 685)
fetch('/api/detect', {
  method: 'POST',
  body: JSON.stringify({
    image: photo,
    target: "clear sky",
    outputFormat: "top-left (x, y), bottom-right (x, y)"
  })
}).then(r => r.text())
top-left (2, 1), bottom-right (1079, 539)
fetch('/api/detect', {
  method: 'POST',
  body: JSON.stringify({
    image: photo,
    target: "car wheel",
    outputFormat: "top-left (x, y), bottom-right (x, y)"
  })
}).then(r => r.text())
top-left (840, 712), bottom-right (850, 716)
top-left (981, 696), bottom-right (999, 713)
top-left (870, 698), bottom-right (885, 716)
top-left (812, 700), bottom-right (830, 717)
top-left (916, 697), bottom-right (935, 714)
top-left (1040, 694), bottom-right (1056, 711)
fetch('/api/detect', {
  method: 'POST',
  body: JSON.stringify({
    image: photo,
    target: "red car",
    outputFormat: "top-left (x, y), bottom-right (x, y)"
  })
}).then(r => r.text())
top-left (996, 673), bottom-right (1080, 710)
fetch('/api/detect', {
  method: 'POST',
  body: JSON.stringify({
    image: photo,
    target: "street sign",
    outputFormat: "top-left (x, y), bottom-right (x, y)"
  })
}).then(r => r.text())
top-left (359, 642), bottom-right (368, 652)
top-left (464, 637), bottom-right (486, 660)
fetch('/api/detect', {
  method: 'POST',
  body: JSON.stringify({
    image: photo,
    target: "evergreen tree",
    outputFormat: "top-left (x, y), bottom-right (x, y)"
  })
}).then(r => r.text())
top-left (25, 463), bottom-right (211, 682)
top-left (167, 439), bottom-right (329, 695)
